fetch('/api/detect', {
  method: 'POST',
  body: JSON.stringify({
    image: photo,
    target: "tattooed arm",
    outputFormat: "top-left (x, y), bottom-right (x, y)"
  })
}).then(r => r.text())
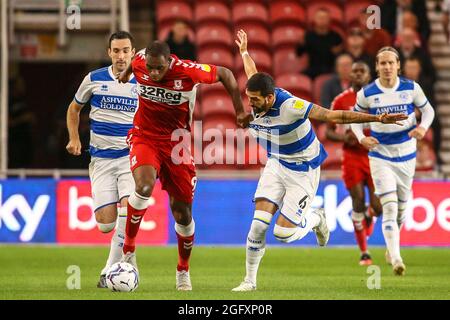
top-left (308, 104), bottom-right (408, 124)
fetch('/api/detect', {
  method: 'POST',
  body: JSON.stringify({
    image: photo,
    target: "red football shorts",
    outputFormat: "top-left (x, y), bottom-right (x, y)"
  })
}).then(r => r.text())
top-left (342, 152), bottom-right (374, 190)
top-left (127, 129), bottom-right (196, 204)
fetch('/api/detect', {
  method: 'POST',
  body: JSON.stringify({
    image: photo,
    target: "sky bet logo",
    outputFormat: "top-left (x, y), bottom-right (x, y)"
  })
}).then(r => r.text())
top-left (0, 181), bottom-right (55, 242)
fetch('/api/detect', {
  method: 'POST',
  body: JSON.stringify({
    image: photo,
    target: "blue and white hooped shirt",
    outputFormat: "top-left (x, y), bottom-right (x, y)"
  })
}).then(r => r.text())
top-left (249, 87), bottom-right (327, 172)
top-left (74, 66), bottom-right (138, 159)
top-left (354, 77), bottom-right (428, 162)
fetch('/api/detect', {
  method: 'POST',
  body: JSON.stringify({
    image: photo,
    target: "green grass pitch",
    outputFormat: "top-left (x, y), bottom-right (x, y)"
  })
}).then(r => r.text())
top-left (1, 246), bottom-right (450, 300)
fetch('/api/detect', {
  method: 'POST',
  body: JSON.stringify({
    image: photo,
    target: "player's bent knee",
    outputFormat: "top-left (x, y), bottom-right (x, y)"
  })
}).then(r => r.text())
top-left (135, 180), bottom-right (155, 197)
top-left (273, 224), bottom-right (298, 243)
top-left (97, 221), bottom-right (116, 233)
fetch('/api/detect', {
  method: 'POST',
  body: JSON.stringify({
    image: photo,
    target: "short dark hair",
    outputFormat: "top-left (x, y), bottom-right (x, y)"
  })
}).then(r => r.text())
top-left (246, 72), bottom-right (275, 96)
top-left (109, 31), bottom-right (134, 48)
top-left (404, 56), bottom-right (421, 64)
top-left (145, 40), bottom-right (171, 58)
top-left (316, 7), bottom-right (330, 14)
top-left (353, 60), bottom-right (370, 70)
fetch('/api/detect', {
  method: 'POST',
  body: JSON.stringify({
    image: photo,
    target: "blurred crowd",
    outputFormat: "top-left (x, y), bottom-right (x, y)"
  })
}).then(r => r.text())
top-left (7, 0), bottom-right (446, 170)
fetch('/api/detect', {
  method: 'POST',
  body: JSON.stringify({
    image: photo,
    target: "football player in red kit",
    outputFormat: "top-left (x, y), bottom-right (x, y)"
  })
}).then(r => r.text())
top-left (118, 41), bottom-right (252, 290)
top-left (326, 61), bottom-right (382, 266)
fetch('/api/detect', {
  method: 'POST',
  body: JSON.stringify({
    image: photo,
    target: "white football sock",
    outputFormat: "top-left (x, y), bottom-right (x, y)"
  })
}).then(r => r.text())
top-left (245, 210), bottom-right (272, 285)
top-left (381, 194), bottom-right (402, 263)
top-left (398, 199), bottom-right (408, 230)
top-left (101, 207), bottom-right (127, 275)
top-left (273, 210), bottom-right (320, 243)
top-left (351, 210), bottom-right (365, 231)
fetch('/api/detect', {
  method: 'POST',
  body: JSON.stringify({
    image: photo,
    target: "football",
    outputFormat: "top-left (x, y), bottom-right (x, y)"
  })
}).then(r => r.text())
top-left (105, 262), bottom-right (139, 292)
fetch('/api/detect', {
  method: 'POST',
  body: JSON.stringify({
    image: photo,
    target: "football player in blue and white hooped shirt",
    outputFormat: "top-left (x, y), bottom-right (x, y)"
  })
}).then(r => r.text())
top-left (66, 31), bottom-right (138, 288)
top-left (232, 30), bottom-right (408, 292)
top-left (351, 47), bottom-right (435, 276)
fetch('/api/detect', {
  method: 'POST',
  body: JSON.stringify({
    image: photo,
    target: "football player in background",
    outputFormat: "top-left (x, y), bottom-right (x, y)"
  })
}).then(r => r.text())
top-left (326, 61), bottom-right (382, 266)
top-left (351, 47), bottom-right (435, 275)
top-left (66, 31), bottom-right (137, 288)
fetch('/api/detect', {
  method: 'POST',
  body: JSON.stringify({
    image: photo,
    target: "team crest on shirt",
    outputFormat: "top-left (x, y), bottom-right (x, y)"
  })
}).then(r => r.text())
top-left (142, 74), bottom-right (149, 81)
top-left (174, 80), bottom-right (183, 90)
top-left (130, 85), bottom-right (138, 97)
top-left (399, 92), bottom-right (409, 101)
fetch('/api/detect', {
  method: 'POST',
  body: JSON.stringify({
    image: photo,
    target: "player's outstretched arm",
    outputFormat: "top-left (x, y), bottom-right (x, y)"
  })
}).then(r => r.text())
top-left (235, 29), bottom-right (258, 79)
top-left (66, 100), bottom-right (83, 156)
top-left (216, 66), bottom-right (253, 128)
top-left (308, 104), bottom-right (408, 125)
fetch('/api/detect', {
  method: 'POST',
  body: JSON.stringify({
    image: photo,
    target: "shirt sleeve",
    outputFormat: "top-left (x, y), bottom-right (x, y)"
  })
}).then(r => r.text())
top-left (354, 89), bottom-right (369, 113)
top-left (413, 81), bottom-right (429, 108)
top-left (330, 94), bottom-right (342, 111)
top-left (283, 97), bottom-right (314, 120)
top-left (186, 62), bottom-right (218, 84)
top-left (74, 73), bottom-right (94, 105)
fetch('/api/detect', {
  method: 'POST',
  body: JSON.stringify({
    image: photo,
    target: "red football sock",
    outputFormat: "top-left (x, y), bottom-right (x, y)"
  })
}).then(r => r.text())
top-left (176, 232), bottom-right (194, 272)
top-left (353, 220), bottom-right (368, 253)
top-left (123, 201), bottom-right (146, 254)
top-left (363, 207), bottom-right (375, 237)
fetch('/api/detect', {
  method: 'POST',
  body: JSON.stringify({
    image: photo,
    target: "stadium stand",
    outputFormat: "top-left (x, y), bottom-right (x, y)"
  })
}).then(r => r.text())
top-left (194, 2), bottom-right (231, 28)
top-left (5, 0), bottom-right (443, 174)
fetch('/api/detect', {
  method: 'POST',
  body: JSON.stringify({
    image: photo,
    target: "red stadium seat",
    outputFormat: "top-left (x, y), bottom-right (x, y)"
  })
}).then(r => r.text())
top-left (200, 117), bottom-right (240, 170)
top-left (232, 2), bottom-right (269, 25)
top-left (273, 48), bottom-right (308, 77)
top-left (197, 47), bottom-right (234, 70)
top-left (201, 91), bottom-right (236, 120)
top-left (321, 141), bottom-right (343, 170)
top-left (235, 48), bottom-right (272, 75)
top-left (234, 22), bottom-right (270, 50)
top-left (196, 24), bottom-right (233, 49)
top-left (306, 2), bottom-right (344, 30)
top-left (275, 73), bottom-right (313, 101)
top-left (194, 0), bottom-right (228, 3)
top-left (198, 82), bottom-right (224, 99)
top-left (345, 1), bottom-right (373, 26)
top-left (195, 2), bottom-right (231, 28)
top-left (157, 24), bottom-right (195, 42)
top-left (269, 1), bottom-right (306, 28)
top-left (193, 100), bottom-right (202, 120)
top-left (313, 73), bottom-right (333, 105)
top-left (156, 1), bottom-right (193, 27)
top-left (271, 25), bottom-right (305, 50)
top-left (237, 73), bottom-right (249, 95)
top-left (416, 140), bottom-right (436, 171)
top-left (202, 116), bottom-right (238, 135)
top-left (237, 137), bottom-right (268, 169)
top-left (315, 123), bottom-right (327, 142)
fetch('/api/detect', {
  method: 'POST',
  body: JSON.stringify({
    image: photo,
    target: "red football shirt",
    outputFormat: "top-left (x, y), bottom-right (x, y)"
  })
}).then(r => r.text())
top-left (132, 50), bottom-right (217, 139)
top-left (330, 88), bottom-right (368, 157)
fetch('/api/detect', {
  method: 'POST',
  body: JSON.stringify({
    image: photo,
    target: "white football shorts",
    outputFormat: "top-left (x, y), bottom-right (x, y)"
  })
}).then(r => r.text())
top-left (254, 157), bottom-right (320, 225)
top-left (89, 156), bottom-right (134, 211)
top-left (369, 156), bottom-right (416, 202)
